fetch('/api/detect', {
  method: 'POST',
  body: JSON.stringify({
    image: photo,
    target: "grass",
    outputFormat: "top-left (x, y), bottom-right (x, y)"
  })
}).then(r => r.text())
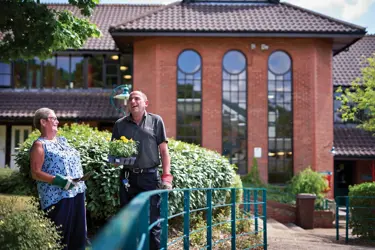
top-left (0, 194), bottom-right (33, 211)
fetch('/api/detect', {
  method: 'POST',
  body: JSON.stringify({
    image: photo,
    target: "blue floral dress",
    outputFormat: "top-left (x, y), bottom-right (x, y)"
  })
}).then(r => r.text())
top-left (36, 137), bottom-right (86, 210)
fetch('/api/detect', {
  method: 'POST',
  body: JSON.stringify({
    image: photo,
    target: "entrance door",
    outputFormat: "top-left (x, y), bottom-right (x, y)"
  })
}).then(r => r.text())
top-left (334, 160), bottom-right (355, 206)
top-left (10, 126), bottom-right (32, 169)
top-left (0, 126), bottom-right (5, 167)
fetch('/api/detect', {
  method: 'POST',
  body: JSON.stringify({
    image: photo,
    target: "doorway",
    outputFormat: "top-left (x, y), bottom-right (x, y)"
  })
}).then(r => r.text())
top-left (334, 160), bottom-right (355, 206)
top-left (10, 126), bottom-right (31, 169)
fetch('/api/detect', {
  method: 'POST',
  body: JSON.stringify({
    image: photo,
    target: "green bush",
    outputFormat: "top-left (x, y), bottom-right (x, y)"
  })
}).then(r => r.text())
top-left (0, 168), bottom-right (34, 195)
top-left (286, 167), bottom-right (327, 206)
top-left (0, 197), bottom-right (63, 250)
top-left (348, 182), bottom-right (375, 239)
top-left (241, 158), bottom-right (263, 187)
top-left (16, 124), bottom-right (240, 225)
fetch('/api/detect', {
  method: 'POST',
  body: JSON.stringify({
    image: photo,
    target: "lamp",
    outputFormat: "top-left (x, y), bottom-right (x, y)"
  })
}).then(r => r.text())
top-left (110, 84), bottom-right (132, 116)
top-left (120, 66), bottom-right (128, 71)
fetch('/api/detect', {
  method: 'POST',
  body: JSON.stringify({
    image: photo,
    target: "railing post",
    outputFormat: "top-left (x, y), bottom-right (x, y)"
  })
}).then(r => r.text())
top-left (263, 189), bottom-right (267, 250)
top-left (336, 196), bottom-right (339, 241)
top-left (183, 190), bottom-right (190, 250)
top-left (254, 190), bottom-right (259, 234)
top-left (345, 196), bottom-right (349, 244)
top-left (206, 189), bottom-right (212, 250)
top-left (139, 199), bottom-right (150, 250)
top-left (231, 188), bottom-right (236, 250)
top-left (161, 192), bottom-right (169, 250)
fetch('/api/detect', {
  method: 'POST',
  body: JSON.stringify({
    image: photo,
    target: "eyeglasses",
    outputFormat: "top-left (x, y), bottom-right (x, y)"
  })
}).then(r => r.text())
top-left (44, 116), bottom-right (58, 122)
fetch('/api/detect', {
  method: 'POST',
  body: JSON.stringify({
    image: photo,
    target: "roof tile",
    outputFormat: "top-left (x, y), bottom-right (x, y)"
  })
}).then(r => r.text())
top-left (48, 4), bottom-right (162, 50)
top-left (0, 89), bottom-right (123, 120)
top-left (334, 126), bottom-right (375, 157)
top-left (111, 2), bottom-right (365, 34)
top-left (333, 35), bottom-right (375, 86)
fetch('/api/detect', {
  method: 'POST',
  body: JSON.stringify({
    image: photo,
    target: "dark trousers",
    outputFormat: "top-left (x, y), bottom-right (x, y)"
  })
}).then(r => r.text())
top-left (44, 192), bottom-right (87, 250)
top-left (120, 170), bottom-right (161, 250)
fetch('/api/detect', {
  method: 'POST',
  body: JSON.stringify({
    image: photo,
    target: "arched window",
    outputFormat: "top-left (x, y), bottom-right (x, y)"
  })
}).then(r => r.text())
top-left (176, 50), bottom-right (202, 145)
top-left (267, 51), bottom-right (293, 183)
top-left (222, 50), bottom-right (247, 174)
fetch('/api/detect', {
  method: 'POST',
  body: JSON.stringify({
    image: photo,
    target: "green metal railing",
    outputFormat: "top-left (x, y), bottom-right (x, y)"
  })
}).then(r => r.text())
top-left (92, 187), bottom-right (267, 250)
top-left (335, 196), bottom-right (375, 244)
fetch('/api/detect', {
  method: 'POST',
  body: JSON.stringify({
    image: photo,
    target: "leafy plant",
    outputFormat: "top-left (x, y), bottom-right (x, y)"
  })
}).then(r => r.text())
top-left (241, 158), bottom-right (263, 187)
top-left (348, 182), bottom-right (375, 239)
top-left (0, 168), bottom-right (34, 196)
top-left (286, 167), bottom-right (327, 206)
top-left (108, 136), bottom-right (138, 158)
top-left (16, 124), bottom-right (241, 231)
top-left (0, 197), bottom-right (63, 250)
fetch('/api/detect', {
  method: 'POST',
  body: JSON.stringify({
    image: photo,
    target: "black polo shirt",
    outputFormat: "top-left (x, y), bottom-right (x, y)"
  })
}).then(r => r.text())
top-left (111, 112), bottom-right (167, 169)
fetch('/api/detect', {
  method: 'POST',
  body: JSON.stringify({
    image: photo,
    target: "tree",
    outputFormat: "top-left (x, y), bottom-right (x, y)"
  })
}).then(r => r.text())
top-left (0, 0), bottom-right (101, 62)
top-left (337, 54), bottom-right (375, 131)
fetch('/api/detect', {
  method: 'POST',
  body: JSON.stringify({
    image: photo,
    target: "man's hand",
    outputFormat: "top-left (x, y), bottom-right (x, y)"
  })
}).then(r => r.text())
top-left (161, 173), bottom-right (173, 190)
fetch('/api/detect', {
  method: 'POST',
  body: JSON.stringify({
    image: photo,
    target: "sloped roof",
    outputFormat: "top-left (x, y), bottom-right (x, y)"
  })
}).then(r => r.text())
top-left (47, 4), bottom-right (162, 51)
top-left (0, 89), bottom-right (122, 121)
top-left (334, 126), bottom-right (375, 158)
top-left (110, 1), bottom-right (364, 34)
top-left (333, 35), bottom-right (375, 86)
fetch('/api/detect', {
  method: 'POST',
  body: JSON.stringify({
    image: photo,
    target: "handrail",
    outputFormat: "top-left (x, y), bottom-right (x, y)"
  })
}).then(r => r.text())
top-left (92, 187), bottom-right (267, 250)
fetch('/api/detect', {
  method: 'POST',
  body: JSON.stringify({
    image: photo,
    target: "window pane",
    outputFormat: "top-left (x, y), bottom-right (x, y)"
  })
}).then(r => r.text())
top-left (28, 58), bottom-right (42, 88)
top-left (0, 62), bottom-right (11, 74)
top-left (43, 57), bottom-right (55, 88)
top-left (268, 50), bottom-right (293, 183)
top-left (222, 50), bottom-right (247, 174)
top-left (0, 75), bottom-right (11, 86)
top-left (14, 60), bottom-right (27, 88)
top-left (223, 51), bottom-right (246, 74)
top-left (177, 50), bottom-right (202, 145)
top-left (56, 56), bottom-right (69, 89)
top-left (88, 55), bottom-right (104, 88)
top-left (177, 50), bottom-right (201, 73)
top-left (70, 57), bottom-right (84, 88)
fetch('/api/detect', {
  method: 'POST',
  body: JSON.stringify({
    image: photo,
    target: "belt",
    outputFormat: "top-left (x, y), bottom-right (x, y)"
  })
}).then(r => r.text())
top-left (123, 167), bottom-right (157, 174)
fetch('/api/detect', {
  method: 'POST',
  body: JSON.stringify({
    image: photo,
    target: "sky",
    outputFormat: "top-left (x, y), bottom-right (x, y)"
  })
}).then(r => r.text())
top-left (45, 0), bottom-right (375, 34)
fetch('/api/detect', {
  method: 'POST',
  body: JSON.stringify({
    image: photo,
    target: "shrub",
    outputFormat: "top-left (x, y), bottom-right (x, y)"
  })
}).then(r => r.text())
top-left (167, 140), bottom-right (241, 215)
top-left (0, 197), bottom-right (63, 250)
top-left (16, 124), bottom-right (240, 226)
top-left (286, 167), bottom-right (327, 206)
top-left (0, 168), bottom-right (34, 196)
top-left (348, 182), bottom-right (375, 239)
top-left (241, 158), bottom-right (263, 187)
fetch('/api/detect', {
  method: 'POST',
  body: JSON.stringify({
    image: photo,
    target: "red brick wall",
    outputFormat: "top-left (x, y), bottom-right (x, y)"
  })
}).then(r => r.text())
top-left (132, 36), bottom-right (334, 182)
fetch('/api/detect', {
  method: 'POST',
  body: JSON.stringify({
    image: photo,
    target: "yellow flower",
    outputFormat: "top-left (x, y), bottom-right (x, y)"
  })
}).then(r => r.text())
top-left (120, 136), bottom-right (126, 140)
top-left (106, 137), bottom-right (111, 141)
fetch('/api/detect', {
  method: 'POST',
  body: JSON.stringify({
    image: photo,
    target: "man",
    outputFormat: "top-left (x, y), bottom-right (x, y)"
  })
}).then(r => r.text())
top-left (111, 90), bottom-right (173, 250)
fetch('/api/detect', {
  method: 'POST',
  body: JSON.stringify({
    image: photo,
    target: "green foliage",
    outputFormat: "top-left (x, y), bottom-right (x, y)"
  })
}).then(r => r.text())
top-left (167, 140), bottom-right (240, 215)
top-left (336, 54), bottom-right (375, 131)
top-left (16, 124), bottom-right (119, 222)
top-left (348, 182), bottom-right (375, 239)
top-left (241, 158), bottom-right (263, 187)
top-left (286, 167), bottom-right (327, 206)
top-left (108, 136), bottom-right (138, 157)
top-left (0, 168), bottom-right (34, 196)
top-left (0, 197), bottom-right (63, 250)
top-left (0, 0), bottom-right (101, 61)
top-left (16, 124), bottom-right (240, 227)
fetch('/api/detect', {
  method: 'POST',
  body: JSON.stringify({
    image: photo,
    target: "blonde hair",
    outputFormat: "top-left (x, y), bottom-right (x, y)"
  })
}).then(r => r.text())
top-left (33, 108), bottom-right (54, 131)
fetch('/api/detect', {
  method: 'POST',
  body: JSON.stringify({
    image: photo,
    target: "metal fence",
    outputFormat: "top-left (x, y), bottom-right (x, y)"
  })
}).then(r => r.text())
top-left (335, 196), bottom-right (375, 244)
top-left (92, 187), bottom-right (267, 250)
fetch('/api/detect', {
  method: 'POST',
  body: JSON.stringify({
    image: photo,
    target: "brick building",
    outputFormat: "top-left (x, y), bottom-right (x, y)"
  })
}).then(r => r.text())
top-left (0, 0), bottom-right (370, 196)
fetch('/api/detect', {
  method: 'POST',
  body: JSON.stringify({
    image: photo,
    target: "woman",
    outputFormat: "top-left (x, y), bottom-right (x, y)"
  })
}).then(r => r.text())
top-left (30, 107), bottom-right (87, 250)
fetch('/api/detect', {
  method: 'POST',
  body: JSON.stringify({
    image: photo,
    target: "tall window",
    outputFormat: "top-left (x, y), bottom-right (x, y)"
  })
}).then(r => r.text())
top-left (176, 50), bottom-right (202, 145)
top-left (222, 50), bottom-right (247, 174)
top-left (0, 62), bottom-right (11, 87)
top-left (267, 51), bottom-right (293, 183)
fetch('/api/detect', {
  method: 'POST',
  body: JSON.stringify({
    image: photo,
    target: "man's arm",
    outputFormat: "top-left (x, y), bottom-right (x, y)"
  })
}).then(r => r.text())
top-left (159, 142), bottom-right (170, 175)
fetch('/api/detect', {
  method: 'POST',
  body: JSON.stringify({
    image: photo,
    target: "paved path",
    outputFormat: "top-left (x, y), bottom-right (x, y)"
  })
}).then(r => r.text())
top-left (266, 219), bottom-right (374, 250)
